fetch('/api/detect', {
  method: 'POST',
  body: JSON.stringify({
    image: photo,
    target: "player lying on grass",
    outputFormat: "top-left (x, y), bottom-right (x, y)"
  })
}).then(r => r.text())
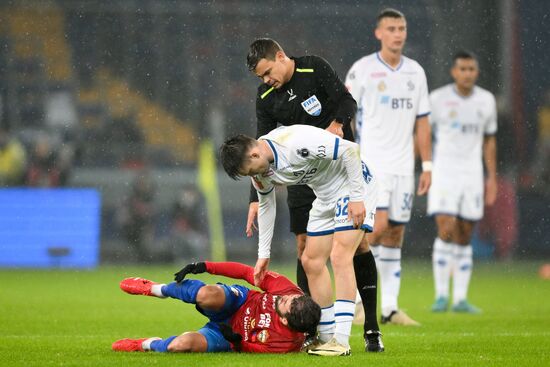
top-left (220, 125), bottom-right (379, 356)
top-left (112, 261), bottom-right (321, 353)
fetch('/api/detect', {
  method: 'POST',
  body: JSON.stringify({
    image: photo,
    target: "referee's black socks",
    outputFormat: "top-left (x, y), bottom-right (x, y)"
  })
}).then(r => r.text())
top-left (354, 251), bottom-right (380, 333)
top-left (296, 258), bottom-right (310, 295)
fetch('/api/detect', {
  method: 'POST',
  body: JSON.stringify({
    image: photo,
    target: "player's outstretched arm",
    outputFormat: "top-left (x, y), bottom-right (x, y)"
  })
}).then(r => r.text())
top-left (246, 201), bottom-right (259, 237)
top-left (483, 135), bottom-right (498, 206)
top-left (415, 115), bottom-right (432, 195)
top-left (255, 179), bottom-right (276, 284)
top-left (254, 258), bottom-right (270, 287)
top-left (174, 262), bottom-right (207, 283)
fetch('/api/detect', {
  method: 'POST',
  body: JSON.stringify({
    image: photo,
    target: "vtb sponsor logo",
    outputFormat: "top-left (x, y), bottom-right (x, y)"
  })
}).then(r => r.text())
top-left (381, 96), bottom-right (413, 109)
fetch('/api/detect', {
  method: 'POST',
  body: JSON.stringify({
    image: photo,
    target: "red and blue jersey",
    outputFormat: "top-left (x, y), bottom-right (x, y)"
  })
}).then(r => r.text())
top-left (205, 262), bottom-right (305, 353)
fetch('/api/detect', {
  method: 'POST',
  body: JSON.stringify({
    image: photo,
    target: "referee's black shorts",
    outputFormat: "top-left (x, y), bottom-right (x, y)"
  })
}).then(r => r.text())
top-left (287, 185), bottom-right (316, 235)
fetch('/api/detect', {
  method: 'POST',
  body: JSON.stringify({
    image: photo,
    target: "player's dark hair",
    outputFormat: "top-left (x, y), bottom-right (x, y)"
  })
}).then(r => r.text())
top-left (377, 8), bottom-right (406, 26)
top-left (285, 295), bottom-right (321, 333)
top-left (452, 50), bottom-right (478, 65)
top-left (219, 134), bottom-right (256, 180)
top-left (246, 38), bottom-right (283, 71)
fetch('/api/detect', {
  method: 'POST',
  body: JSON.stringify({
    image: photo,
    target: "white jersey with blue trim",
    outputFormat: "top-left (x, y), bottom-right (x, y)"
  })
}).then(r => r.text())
top-left (251, 125), bottom-right (366, 258)
top-left (253, 125), bottom-right (364, 202)
top-left (429, 84), bottom-right (497, 175)
top-left (345, 52), bottom-right (430, 176)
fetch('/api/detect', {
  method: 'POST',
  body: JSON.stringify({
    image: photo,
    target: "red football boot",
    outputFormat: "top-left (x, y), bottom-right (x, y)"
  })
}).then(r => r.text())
top-left (120, 277), bottom-right (158, 296)
top-left (112, 338), bottom-right (148, 352)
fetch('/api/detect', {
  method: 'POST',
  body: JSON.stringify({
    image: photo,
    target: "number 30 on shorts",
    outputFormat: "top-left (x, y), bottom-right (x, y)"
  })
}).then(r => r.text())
top-left (335, 196), bottom-right (349, 217)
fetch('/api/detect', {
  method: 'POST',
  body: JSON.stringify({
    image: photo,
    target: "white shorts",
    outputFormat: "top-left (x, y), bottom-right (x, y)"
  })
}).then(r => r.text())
top-left (306, 169), bottom-right (377, 236)
top-left (375, 173), bottom-right (415, 224)
top-left (427, 171), bottom-right (484, 221)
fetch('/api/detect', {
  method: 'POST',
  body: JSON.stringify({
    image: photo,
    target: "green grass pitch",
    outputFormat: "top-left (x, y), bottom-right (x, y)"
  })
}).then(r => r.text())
top-left (1, 261), bottom-right (549, 366)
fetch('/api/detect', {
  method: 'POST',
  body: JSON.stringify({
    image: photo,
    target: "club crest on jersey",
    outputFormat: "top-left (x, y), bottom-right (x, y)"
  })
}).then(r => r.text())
top-left (377, 81), bottom-right (386, 92)
top-left (316, 145), bottom-right (326, 158)
top-left (301, 95), bottom-right (322, 116)
top-left (407, 80), bottom-right (415, 91)
top-left (297, 148), bottom-right (309, 157)
top-left (257, 330), bottom-right (270, 343)
top-left (449, 110), bottom-right (457, 118)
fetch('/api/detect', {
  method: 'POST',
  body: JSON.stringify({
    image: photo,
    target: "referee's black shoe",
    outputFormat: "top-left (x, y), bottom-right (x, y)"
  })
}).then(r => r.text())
top-left (365, 330), bottom-right (384, 352)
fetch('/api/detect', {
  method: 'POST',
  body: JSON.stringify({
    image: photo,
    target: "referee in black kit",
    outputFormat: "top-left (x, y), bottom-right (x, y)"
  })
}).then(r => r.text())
top-left (244, 38), bottom-right (383, 352)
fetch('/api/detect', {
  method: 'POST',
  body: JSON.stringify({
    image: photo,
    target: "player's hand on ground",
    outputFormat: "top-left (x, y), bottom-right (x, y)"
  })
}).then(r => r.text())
top-left (174, 262), bottom-right (207, 283)
top-left (417, 171), bottom-right (431, 195)
top-left (254, 258), bottom-right (270, 286)
top-left (246, 202), bottom-right (259, 237)
top-left (325, 120), bottom-right (344, 138)
top-left (485, 176), bottom-right (498, 206)
top-left (218, 323), bottom-right (243, 350)
top-left (348, 201), bottom-right (366, 228)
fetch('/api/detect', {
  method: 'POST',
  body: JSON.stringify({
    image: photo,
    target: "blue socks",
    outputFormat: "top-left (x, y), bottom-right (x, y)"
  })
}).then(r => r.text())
top-left (161, 280), bottom-right (205, 304)
top-left (150, 336), bottom-right (177, 352)
top-left (147, 280), bottom-right (206, 353)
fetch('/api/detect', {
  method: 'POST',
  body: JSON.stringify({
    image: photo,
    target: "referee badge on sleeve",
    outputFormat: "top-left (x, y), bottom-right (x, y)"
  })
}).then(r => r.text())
top-left (301, 95), bottom-right (322, 116)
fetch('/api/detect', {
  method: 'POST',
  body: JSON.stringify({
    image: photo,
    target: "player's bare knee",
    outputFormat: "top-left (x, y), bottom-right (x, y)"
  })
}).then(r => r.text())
top-left (437, 227), bottom-right (453, 242)
top-left (437, 223), bottom-right (455, 242)
top-left (301, 253), bottom-right (322, 274)
top-left (196, 285), bottom-right (223, 308)
top-left (458, 220), bottom-right (475, 243)
top-left (167, 335), bottom-right (195, 353)
top-left (371, 222), bottom-right (388, 240)
top-left (455, 230), bottom-right (472, 246)
top-left (384, 224), bottom-right (405, 245)
top-left (329, 243), bottom-right (353, 269)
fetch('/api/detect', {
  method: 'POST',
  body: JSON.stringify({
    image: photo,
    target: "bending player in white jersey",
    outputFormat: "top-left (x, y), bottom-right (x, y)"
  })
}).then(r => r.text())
top-left (220, 124), bottom-right (379, 356)
top-left (345, 8), bottom-right (431, 326)
top-left (428, 50), bottom-right (497, 313)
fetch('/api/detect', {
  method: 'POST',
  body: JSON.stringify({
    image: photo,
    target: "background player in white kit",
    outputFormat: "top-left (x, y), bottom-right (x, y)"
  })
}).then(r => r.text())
top-left (220, 124), bottom-right (378, 356)
top-left (428, 50), bottom-right (497, 314)
top-left (345, 8), bottom-right (432, 326)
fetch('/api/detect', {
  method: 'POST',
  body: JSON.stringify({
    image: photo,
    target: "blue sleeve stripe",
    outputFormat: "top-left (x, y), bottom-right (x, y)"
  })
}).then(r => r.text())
top-left (335, 299), bottom-right (356, 304)
top-left (258, 187), bottom-right (274, 195)
top-left (335, 312), bottom-right (355, 317)
top-left (333, 137), bottom-right (340, 160)
top-left (319, 321), bottom-right (335, 325)
top-left (264, 139), bottom-right (278, 169)
top-left (416, 112), bottom-right (431, 118)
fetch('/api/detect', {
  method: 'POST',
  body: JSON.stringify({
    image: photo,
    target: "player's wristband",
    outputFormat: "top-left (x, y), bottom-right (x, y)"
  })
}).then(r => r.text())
top-left (422, 161), bottom-right (433, 172)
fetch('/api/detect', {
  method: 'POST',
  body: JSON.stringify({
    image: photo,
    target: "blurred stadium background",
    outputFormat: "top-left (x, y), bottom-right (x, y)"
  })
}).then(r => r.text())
top-left (0, 0), bottom-right (548, 268)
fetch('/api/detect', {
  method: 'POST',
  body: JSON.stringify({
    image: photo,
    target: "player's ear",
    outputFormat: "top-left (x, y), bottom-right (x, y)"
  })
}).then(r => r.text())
top-left (450, 65), bottom-right (458, 79)
top-left (250, 148), bottom-right (260, 160)
top-left (276, 50), bottom-right (286, 62)
top-left (280, 317), bottom-right (289, 326)
top-left (374, 28), bottom-right (381, 41)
